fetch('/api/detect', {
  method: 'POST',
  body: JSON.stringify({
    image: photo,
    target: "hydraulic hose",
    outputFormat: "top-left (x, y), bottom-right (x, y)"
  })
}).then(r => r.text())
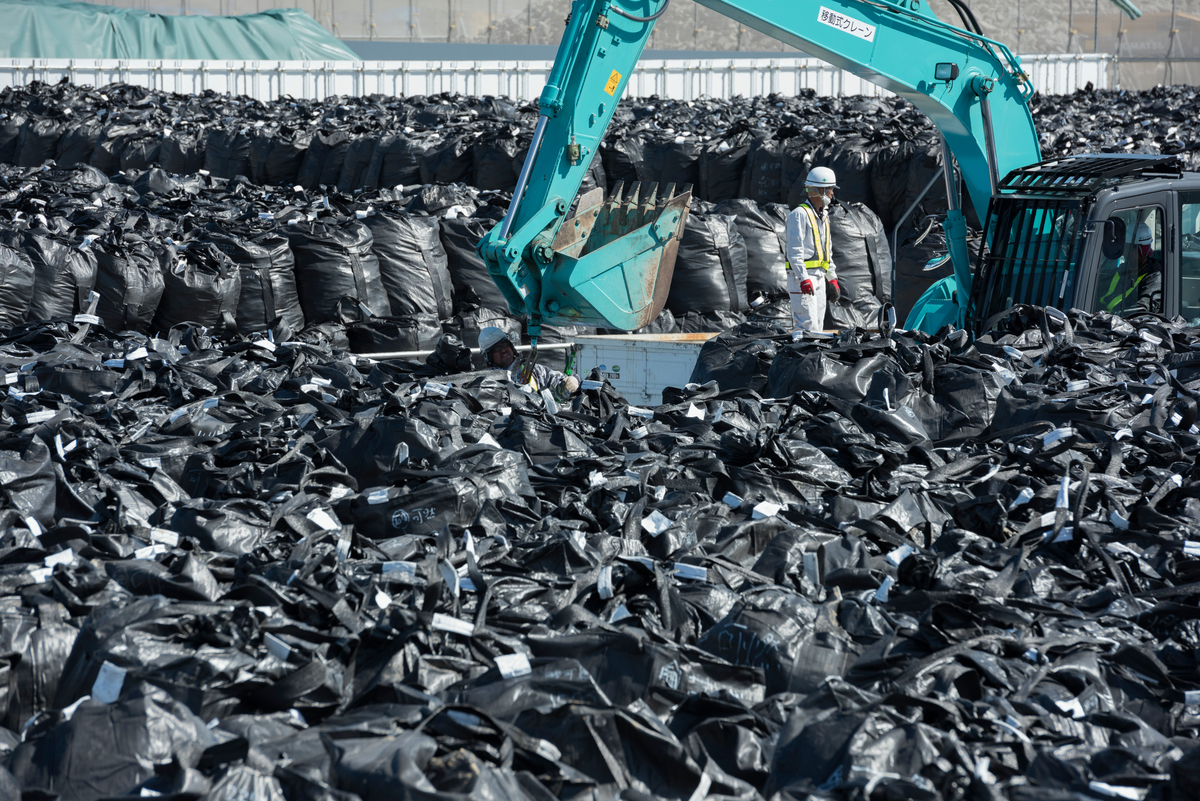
top-left (944, 0), bottom-right (984, 36)
top-left (609, 0), bottom-right (670, 23)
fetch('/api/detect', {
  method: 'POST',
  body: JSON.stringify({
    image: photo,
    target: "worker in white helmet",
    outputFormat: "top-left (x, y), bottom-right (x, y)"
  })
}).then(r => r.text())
top-left (478, 326), bottom-right (580, 396)
top-left (785, 166), bottom-right (842, 332)
top-left (1099, 220), bottom-right (1162, 314)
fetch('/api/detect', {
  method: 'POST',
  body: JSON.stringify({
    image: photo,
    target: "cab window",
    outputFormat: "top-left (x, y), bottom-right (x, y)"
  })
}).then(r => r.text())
top-left (1092, 206), bottom-right (1163, 315)
top-left (1181, 192), bottom-right (1200, 323)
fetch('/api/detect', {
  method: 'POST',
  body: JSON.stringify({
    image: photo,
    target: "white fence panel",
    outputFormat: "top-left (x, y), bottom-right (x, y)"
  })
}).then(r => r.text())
top-left (0, 54), bottom-right (1111, 102)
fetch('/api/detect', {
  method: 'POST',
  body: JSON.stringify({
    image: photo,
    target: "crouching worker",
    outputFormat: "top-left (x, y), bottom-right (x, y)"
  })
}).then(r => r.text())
top-left (478, 326), bottom-right (580, 398)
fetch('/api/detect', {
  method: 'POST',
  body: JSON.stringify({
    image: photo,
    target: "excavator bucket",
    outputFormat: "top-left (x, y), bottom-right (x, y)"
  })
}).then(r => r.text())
top-left (540, 181), bottom-right (691, 331)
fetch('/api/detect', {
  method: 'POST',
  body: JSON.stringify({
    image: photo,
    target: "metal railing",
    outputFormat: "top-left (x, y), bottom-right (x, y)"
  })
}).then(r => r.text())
top-left (0, 53), bottom-right (1112, 101)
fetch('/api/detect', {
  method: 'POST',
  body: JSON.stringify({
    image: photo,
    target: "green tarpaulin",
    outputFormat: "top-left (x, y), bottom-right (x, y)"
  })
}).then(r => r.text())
top-left (0, 0), bottom-right (360, 60)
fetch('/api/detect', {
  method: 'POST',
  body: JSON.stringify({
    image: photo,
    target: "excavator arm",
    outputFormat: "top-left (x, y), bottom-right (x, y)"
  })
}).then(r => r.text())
top-left (477, 0), bottom-right (688, 350)
top-left (480, 0), bottom-right (1137, 344)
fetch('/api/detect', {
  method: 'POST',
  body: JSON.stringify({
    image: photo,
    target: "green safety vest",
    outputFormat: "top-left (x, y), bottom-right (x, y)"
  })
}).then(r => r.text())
top-left (1100, 268), bottom-right (1145, 311)
top-left (785, 203), bottom-right (832, 272)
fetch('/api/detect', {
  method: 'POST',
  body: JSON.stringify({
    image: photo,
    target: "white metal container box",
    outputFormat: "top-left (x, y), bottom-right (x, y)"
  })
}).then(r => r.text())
top-left (574, 333), bottom-right (719, 406)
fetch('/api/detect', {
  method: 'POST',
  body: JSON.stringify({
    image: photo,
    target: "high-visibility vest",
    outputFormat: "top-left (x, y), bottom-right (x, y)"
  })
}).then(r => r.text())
top-left (1100, 268), bottom-right (1145, 311)
top-left (785, 203), bottom-right (832, 272)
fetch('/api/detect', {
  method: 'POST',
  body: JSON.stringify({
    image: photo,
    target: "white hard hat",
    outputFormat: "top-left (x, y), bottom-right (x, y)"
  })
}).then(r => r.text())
top-left (1135, 222), bottom-right (1153, 245)
top-left (805, 166), bottom-right (839, 189)
top-left (478, 326), bottom-right (510, 353)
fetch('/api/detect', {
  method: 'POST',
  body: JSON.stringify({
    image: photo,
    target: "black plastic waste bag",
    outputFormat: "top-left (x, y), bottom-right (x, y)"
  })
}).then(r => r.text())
top-left (93, 232), bottom-right (170, 333)
top-left (289, 217), bottom-right (391, 324)
top-left (0, 241), bottom-right (35, 328)
top-left (715, 198), bottom-right (787, 301)
top-left (668, 208), bottom-right (749, 315)
top-left (207, 228), bottom-right (305, 335)
top-left (440, 216), bottom-right (511, 314)
top-left (826, 201), bottom-right (891, 329)
top-left (152, 241), bottom-right (241, 333)
top-left (365, 211), bottom-right (454, 319)
top-left (204, 128), bottom-right (252, 180)
top-left (18, 229), bottom-right (98, 322)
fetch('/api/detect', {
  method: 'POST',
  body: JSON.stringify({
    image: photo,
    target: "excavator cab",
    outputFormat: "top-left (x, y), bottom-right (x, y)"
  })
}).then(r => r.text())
top-left (967, 196), bottom-right (1087, 326)
top-left (966, 154), bottom-right (1184, 333)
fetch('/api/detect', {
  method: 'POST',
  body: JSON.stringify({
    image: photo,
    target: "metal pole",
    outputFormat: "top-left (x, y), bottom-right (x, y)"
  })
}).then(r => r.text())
top-left (1166, 0), bottom-right (1177, 85)
top-left (499, 115), bottom-right (549, 240)
top-left (1016, 0), bottom-right (1022, 53)
top-left (890, 169), bottom-right (943, 292)
top-left (1094, 0), bottom-right (1099, 53)
top-left (979, 95), bottom-right (1000, 198)
top-left (361, 342), bottom-right (576, 361)
top-left (1068, 0), bottom-right (1074, 52)
top-left (940, 134), bottom-right (959, 214)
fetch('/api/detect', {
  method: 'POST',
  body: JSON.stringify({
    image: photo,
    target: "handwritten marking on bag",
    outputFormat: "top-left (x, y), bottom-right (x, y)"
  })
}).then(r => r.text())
top-left (391, 507), bottom-right (438, 528)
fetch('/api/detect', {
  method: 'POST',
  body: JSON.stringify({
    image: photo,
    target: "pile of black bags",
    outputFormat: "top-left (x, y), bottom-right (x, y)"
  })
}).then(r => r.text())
top-left (7, 79), bottom-right (1197, 328)
top-left (0, 303), bottom-right (1199, 799)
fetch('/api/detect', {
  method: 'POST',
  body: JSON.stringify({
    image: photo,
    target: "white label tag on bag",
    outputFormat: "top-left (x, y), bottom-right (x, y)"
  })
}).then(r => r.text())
top-left (1054, 697), bottom-right (1086, 719)
top-left (673, 563), bottom-right (707, 582)
top-left (598, 565), bottom-right (615, 599)
top-left (439, 561), bottom-right (460, 597)
top-left (641, 510), bottom-right (673, 536)
top-left (686, 403), bottom-right (705, 419)
top-left (368, 489), bottom-right (390, 505)
top-left (1042, 427), bottom-right (1074, 446)
top-left (150, 528), bottom-right (179, 547)
top-left (752, 501), bottom-right (781, 519)
top-left (264, 633), bottom-right (292, 661)
top-left (886, 544), bottom-right (915, 566)
top-left (495, 653), bottom-right (533, 679)
top-left (306, 508), bottom-right (340, 531)
top-left (44, 548), bottom-right (73, 568)
top-left (1008, 487), bottom-right (1035, 510)
top-left (541, 388), bottom-right (559, 416)
top-left (91, 661), bottom-right (127, 704)
top-left (431, 613), bottom-right (475, 636)
top-left (133, 544), bottom-right (168, 560)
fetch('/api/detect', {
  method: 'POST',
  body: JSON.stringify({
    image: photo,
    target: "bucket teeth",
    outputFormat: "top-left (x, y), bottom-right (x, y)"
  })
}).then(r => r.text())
top-left (620, 182), bottom-right (640, 231)
top-left (550, 180), bottom-right (694, 266)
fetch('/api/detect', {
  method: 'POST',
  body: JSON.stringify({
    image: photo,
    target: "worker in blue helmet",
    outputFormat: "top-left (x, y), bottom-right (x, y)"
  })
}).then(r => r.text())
top-left (479, 326), bottom-right (580, 396)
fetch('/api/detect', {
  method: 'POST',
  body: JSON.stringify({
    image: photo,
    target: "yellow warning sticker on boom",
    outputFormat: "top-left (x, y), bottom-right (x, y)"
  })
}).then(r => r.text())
top-left (604, 70), bottom-right (622, 95)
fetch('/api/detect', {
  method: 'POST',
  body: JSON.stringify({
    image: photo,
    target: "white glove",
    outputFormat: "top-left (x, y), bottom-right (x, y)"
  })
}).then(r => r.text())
top-left (564, 376), bottom-right (581, 394)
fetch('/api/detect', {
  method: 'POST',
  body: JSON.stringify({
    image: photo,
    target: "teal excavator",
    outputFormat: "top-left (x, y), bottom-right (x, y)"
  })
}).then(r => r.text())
top-left (480, 0), bottom-right (1182, 366)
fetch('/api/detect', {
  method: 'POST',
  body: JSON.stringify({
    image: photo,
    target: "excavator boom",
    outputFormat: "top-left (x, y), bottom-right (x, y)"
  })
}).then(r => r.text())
top-left (480, 0), bottom-right (1140, 343)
